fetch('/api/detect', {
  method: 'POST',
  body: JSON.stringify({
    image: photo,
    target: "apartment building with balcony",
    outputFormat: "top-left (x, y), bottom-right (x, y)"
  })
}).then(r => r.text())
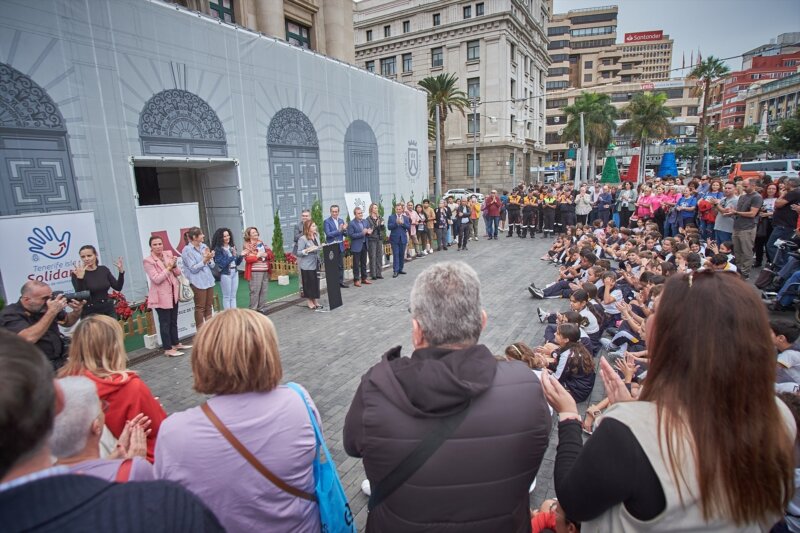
top-left (744, 72), bottom-right (800, 131)
top-left (354, 0), bottom-right (552, 190)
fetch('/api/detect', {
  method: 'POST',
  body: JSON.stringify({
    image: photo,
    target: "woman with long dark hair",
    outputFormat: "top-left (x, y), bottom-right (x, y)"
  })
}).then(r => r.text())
top-left (754, 181), bottom-right (778, 267)
top-left (616, 181), bottom-right (637, 228)
top-left (70, 245), bottom-right (125, 318)
top-left (541, 272), bottom-right (795, 531)
top-left (210, 228), bottom-right (243, 309)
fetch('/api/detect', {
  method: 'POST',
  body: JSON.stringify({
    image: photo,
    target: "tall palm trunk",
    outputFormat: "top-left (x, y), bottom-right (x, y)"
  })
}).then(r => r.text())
top-left (696, 77), bottom-right (710, 175)
top-left (439, 114), bottom-right (447, 192)
top-left (589, 145), bottom-right (597, 181)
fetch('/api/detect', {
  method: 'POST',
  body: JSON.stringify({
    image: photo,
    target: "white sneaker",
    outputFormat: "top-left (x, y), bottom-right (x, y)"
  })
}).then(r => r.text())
top-left (537, 307), bottom-right (548, 324)
top-left (361, 479), bottom-right (371, 496)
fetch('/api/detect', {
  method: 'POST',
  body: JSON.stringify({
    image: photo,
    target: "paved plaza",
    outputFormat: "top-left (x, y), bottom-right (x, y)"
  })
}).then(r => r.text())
top-left (133, 234), bottom-right (606, 530)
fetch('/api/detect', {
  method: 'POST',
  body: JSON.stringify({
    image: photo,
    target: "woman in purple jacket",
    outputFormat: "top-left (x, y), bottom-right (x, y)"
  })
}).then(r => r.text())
top-left (154, 309), bottom-right (323, 532)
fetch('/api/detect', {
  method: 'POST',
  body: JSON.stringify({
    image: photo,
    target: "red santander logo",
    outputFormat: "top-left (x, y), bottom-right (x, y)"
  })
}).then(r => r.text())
top-left (625, 31), bottom-right (663, 43)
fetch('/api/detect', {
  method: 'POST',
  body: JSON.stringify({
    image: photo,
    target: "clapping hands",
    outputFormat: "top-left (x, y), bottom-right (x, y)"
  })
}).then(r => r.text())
top-left (110, 413), bottom-right (152, 459)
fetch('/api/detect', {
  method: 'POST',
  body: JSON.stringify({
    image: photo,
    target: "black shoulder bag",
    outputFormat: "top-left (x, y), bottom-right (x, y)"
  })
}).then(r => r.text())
top-left (368, 403), bottom-right (470, 511)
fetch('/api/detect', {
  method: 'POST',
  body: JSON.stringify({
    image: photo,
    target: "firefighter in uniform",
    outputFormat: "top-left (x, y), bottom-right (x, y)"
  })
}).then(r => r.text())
top-left (521, 191), bottom-right (537, 238)
top-left (506, 189), bottom-right (522, 237)
top-left (541, 189), bottom-right (557, 237)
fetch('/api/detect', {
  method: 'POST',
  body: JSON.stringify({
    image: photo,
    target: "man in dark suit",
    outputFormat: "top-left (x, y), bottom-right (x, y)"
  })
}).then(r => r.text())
top-left (388, 203), bottom-right (410, 278)
top-left (323, 205), bottom-right (349, 288)
top-left (348, 207), bottom-right (371, 287)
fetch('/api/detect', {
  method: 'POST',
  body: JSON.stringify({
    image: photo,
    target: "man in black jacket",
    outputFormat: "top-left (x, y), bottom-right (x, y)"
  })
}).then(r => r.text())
top-left (344, 261), bottom-right (552, 532)
top-left (0, 330), bottom-right (222, 533)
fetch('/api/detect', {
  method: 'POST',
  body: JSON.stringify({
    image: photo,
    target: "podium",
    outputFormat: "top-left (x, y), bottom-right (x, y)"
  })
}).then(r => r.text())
top-left (323, 242), bottom-right (343, 310)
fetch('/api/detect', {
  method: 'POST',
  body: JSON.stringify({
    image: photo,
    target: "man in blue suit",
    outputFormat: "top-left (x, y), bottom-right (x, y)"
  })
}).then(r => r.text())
top-left (324, 205), bottom-right (349, 288)
top-left (388, 202), bottom-right (410, 278)
top-left (348, 207), bottom-right (371, 287)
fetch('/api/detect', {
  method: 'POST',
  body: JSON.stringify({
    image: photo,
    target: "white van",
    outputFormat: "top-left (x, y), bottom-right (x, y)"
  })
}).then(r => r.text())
top-left (735, 159), bottom-right (800, 180)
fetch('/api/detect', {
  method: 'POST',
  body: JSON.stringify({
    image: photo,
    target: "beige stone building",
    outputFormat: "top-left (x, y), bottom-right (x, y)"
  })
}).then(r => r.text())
top-left (353, 0), bottom-right (551, 192)
top-left (165, 0), bottom-right (355, 64)
top-left (619, 31), bottom-right (673, 81)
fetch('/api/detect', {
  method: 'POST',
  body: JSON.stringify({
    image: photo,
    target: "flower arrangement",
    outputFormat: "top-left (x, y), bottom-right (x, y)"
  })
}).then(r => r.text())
top-left (110, 291), bottom-right (133, 320)
top-left (284, 252), bottom-right (297, 265)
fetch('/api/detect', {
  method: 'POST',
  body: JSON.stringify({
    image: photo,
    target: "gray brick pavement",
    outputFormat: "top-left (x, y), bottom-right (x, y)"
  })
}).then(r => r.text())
top-left (133, 233), bottom-right (604, 530)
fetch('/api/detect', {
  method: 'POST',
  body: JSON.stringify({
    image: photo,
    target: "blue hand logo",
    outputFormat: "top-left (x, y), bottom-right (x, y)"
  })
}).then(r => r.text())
top-left (28, 226), bottom-right (71, 260)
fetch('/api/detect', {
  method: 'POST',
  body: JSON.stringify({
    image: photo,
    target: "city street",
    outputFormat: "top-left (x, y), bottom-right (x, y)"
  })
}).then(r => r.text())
top-left (132, 234), bottom-right (592, 530)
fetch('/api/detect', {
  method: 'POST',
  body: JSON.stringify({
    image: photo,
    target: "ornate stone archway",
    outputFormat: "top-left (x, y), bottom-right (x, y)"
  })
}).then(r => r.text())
top-left (267, 108), bottom-right (321, 244)
top-left (344, 120), bottom-right (379, 200)
top-left (0, 63), bottom-right (80, 215)
top-left (138, 89), bottom-right (227, 157)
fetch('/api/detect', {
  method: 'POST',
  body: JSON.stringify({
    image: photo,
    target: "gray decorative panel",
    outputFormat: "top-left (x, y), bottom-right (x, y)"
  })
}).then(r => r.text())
top-left (0, 63), bottom-right (66, 130)
top-left (0, 63), bottom-right (79, 216)
top-left (267, 109), bottom-right (321, 247)
top-left (267, 108), bottom-right (319, 147)
top-left (344, 120), bottom-right (379, 201)
top-left (139, 89), bottom-right (227, 156)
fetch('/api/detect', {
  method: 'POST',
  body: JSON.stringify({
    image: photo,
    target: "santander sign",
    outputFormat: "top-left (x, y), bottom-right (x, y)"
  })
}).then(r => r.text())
top-left (624, 30), bottom-right (664, 43)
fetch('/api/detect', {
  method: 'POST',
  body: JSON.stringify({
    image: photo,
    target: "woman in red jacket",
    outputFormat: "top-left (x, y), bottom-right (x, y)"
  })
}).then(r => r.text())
top-left (242, 226), bottom-right (274, 313)
top-left (59, 315), bottom-right (166, 463)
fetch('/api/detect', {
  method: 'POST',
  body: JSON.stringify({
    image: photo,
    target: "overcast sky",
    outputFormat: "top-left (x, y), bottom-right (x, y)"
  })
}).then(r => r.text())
top-left (553, 0), bottom-right (800, 75)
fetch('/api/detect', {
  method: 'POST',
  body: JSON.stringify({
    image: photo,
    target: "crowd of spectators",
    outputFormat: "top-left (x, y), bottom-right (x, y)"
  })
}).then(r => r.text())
top-left (2, 172), bottom-right (800, 531)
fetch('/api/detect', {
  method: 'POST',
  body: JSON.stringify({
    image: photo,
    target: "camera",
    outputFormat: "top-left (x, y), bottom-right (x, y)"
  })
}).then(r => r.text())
top-left (52, 290), bottom-right (90, 301)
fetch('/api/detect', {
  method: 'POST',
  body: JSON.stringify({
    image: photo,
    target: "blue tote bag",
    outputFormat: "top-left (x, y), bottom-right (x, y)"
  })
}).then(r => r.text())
top-left (287, 382), bottom-right (356, 533)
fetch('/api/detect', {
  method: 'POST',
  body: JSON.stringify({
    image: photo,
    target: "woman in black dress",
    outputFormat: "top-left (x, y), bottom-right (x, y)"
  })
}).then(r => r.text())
top-left (70, 245), bottom-right (125, 318)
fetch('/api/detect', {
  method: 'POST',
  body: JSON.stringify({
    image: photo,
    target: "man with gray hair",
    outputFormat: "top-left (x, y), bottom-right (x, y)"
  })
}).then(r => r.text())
top-left (51, 376), bottom-right (153, 482)
top-left (0, 330), bottom-right (222, 531)
top-left (344, 261), bottom-right (551, 532)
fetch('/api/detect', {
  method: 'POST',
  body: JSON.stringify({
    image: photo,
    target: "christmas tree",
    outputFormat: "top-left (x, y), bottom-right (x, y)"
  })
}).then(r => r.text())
top-left (272, 212), bottom-right (285, 261)
top-left (600, 156), bottom-right (621, 184)
top-left (311, 199), bottom-right (325, 243)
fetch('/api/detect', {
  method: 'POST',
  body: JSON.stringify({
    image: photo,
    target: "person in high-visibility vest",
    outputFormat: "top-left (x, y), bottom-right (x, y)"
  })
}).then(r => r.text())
top-left (506, 188), bottom-right (523, 237)
top-left (521, 191), bottom-right (537, 238)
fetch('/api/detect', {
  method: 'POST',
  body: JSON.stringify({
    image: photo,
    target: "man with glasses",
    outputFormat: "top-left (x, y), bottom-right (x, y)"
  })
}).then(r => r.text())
top-left (0, 280), bottom-right (84, 369)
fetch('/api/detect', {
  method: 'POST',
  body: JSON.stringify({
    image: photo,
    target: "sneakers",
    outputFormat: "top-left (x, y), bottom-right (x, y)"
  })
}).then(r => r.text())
top-left (361, 479), bottom-right (372, 496)
top-left (528, 286), bottom-right (544, 299)
top-left (600, 337), bottom-right (615, 349)
top-left (537, 307), bottom-right (548, 324)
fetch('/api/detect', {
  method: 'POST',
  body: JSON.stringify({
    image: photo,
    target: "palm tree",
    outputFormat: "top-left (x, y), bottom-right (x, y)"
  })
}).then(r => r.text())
top-left (689, 56), bottom-right (730, 175)
top-left (561, 92), bottom-right (617, 182)
top-left (419, 73), bottom-right (469, 192)
top-left (619, 92), bottom-right (673, 183)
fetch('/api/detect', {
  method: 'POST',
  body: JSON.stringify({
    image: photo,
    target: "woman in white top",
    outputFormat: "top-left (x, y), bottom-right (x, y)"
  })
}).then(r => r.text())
top-left (540, 271), bottom-right (796, 532)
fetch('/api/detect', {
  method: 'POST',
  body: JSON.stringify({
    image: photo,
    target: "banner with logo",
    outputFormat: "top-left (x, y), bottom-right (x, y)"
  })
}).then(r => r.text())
top-left (0, 210), bottom-right (99, 302)
top-left (135, 203), bottom-right (200, 343)
top-left (343, 192), bottom-right (373, 220)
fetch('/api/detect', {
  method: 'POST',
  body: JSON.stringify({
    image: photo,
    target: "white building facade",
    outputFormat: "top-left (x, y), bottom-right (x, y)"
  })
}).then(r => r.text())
top-left (0, 0), bottom-right (428, 301)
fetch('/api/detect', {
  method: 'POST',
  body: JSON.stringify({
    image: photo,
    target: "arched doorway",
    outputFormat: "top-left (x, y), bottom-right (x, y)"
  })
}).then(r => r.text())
top-left (344, 120), bottom-right (379, 200)
top-left (0, 63), bottom-right (80, 216)
top-left (267, 108), bottom-right (322, 245)
top-left (136, 89), bottom-right (239, 242)
top-left (138, 89), bottom-right (227, 157)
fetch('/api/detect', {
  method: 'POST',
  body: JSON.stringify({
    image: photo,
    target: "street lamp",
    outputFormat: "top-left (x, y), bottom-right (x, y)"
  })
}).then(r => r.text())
top-left (470, 97), bottom-right (480, 193)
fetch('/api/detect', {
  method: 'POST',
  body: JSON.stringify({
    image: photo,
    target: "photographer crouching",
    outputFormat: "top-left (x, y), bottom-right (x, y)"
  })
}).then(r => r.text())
top-left (0, 280), bottom-right (86, 369)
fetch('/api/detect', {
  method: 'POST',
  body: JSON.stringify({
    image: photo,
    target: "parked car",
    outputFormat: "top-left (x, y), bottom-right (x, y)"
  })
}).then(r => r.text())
top-left (444, 189), bottom-right (485, 203)
top-left (729, 159), bottom-right (800, 181)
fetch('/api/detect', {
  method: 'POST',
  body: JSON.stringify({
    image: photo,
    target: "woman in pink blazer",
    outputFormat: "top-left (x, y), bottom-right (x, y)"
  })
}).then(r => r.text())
top-left (143, 235), bottom-right (190, 357)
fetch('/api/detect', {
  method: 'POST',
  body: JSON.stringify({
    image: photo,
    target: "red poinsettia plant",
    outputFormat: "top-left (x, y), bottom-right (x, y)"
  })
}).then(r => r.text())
top-left (284, 253), bottom-right (297, 265)
top-left (109, 291), bottom-right (133, 320)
